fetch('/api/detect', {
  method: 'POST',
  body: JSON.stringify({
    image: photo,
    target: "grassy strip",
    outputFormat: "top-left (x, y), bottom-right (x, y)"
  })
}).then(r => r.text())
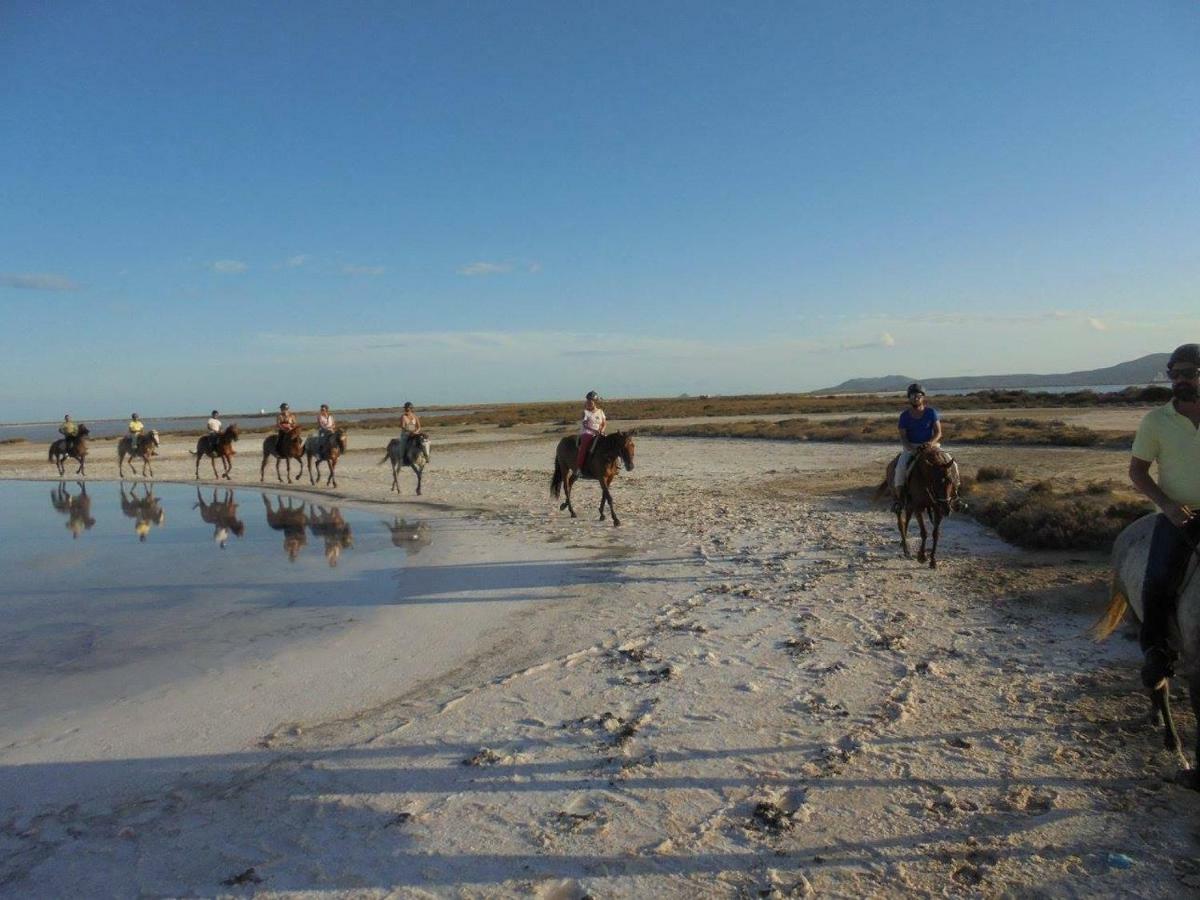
top-left (638, 416), bottom-right (1133, 449)
top-left (959, 470), bottom-right (1152, 550)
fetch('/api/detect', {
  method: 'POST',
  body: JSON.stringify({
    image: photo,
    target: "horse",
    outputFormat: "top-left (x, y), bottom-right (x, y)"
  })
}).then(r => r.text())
top-left (383, 516), bottom-right (432, 555)
top-left (262, 493), bottom-right (308, 561)
top-left (308, 504), bottom-right (353, 566)
top-left (117, 429), bottom-right (161, 478)
top-left (194, 486), bottom-right (245, 548)
top-left (1095, 513), bottom-right (1200, 786)
top-left (304, 428), bottom-right (348, 487)
top-left (48, 425), bottom-right (90, 477)
top-left (261, 428), bottom-right (305, 484)
top-left (50, 481), bottom-right (96, 538)
top-left (379, 434), bottom-right (431, 495)
top-left (550, 431), bottom-right (636, 527)
top-left (874, 444), bottom-right (958, 569)
top-left (119, 482), bottom-right (166, 542)
top-left (193, 424), bottom-right (239, 480)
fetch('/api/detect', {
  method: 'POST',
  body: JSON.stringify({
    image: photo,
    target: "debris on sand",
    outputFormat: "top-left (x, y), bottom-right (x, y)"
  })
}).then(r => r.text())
top-left (751, 800), bottom-right (797, 833)
top-left (221, 867), bottom-right (263, 886)
top-left (384, 812), bottom-right (413, 828)
top-left (463, 747), bottom-right (503, 766)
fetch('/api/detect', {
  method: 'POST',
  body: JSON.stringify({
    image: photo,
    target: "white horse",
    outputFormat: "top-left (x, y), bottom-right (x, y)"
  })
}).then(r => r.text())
top-left (1097, 512), bottom-right (1200, 784)
top-left (379, 434), bottom-right (430, 495)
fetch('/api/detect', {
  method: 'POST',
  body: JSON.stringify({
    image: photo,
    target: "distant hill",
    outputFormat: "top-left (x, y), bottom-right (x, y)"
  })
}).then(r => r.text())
top-left (816, 353), bottom-right (1172, 394)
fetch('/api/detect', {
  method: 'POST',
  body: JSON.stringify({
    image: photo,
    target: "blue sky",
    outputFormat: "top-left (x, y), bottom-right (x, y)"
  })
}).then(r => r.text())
top-left (2, 1), bottom-right (1198, 420)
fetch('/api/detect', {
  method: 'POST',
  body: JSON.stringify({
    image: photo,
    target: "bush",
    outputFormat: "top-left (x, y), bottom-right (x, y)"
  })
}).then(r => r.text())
top-left (975, 466), bottom-right (1014, 482)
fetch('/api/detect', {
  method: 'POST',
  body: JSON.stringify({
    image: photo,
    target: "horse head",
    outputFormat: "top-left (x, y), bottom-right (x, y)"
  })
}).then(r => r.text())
top-left (617, 431), bottom-right (636, 471)
top-left (77, 425), bottom-right (90, 437)
top-left (916, 446), bottom-right (955, 514)
top-left (334, 427), bottom-right (348, 452)
top-left (408, 434), bottom-right (431, 463)
top-left (225, 424), bottom-right (240, 441)
top-left (148, 429), bottom-right (161, 448)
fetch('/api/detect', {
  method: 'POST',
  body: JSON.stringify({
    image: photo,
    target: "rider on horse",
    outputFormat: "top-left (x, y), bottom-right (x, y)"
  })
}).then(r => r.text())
top-left (1129, 343), bottom-right (1200, 689)
top-left (576, 390), bottom-right (607, 472)
top-left (59, 415), bottom-right (79, 451)
top-left (128, 413), bottom-right (144, 451)
top-left (207, 410), bottom-right (222, 434)
top-left (397, 402), bottom-right (421, 458)
top-left (317, 404), bottom-right (336, 451)
top-left (276, 403), bottom-right (299, 443)
top-left (892, 383), bottom-right (961, 513)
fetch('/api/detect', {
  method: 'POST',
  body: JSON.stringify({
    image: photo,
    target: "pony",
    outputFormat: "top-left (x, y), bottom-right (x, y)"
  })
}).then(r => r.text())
top-left (1096, 513), bottom-right (1200, 786)
top-left (117, 429), bottom-right (161, 478)
top-left (875, 444), bottom-right (958, 569)
top-left (550, 431), bottom-right (636, 527)
top-left (261, 428), bottom-right (305, 484)
top-left (193, 424), bottom-right (239, 480)
top-left (194, 486), bottom-right (245, 548)
top-left (304, 428), bottom-right (348, 488)
top-left (379, 434), bottom-right (431, 495)
top-left (48, 424), bottom-right (90, 477)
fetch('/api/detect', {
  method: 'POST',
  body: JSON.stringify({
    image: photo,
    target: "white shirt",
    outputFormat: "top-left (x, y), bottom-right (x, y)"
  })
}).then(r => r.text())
top-left (207, 418), bottom-right (222, 433)
top-left (581, 407), bottom-right (606, 436)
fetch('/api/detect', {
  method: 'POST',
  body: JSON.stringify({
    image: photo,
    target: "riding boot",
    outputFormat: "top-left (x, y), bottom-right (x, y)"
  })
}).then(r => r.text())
top-left (1139, 514), bottom-right (1197, 687)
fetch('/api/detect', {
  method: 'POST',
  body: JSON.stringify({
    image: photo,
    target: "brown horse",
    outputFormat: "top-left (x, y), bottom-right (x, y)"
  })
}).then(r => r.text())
top-left (379, 433), bottom-right (431, 494)
top-left (550, 431), bottom-right (636, 527)
top-left (51, 481), bottom-right (96, 539)
top-left (194, 424), bottom-right (239, 480)
top-left (304, 428), bottom-right (348, 487)
top-left (117, 429), bottom-right (161, 478)
top-left (49, 425), bottom-right (90, 477)
top-left (194, 486), bottom-right (245, 547)
top-left (308, 503), bottom-right (353, 566)
top-left (875, 445), bottom-right (958, 569)
top-left (261, 429), bottom-right (305, 484)
top-left (262, 493), bottom-right (308, 561)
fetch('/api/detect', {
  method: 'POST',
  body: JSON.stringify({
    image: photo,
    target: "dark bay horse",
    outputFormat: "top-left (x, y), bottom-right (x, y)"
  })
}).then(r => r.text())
top-left (194, 486), bottom-right (245, 548)
top-left (194, 424), bottom-right (239, 480)
top-left (117, 429), bottom-right (161, 478)
top-left (875, 445), bottom-right (958, 569)
top-left (261, 429), bottom-right (305, 484)
top-left (49, 425), bottom-right (90, 477)
top-left (379, 434), bottom-right (431, 495)
top-left (551, 431), bottom-right (636, 527)
top-left (304, 428), bottom-right (348, 487)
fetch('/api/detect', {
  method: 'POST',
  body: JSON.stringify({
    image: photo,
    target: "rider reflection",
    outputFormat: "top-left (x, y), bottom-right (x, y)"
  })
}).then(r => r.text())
top-left (308, 504), bottom-right (353, 567)
top-left (262, 494), bottom-right (308, 562)
top-left (383, 516), bottom-right (431, 556)
top-left (50, 481), bottom-right (96, 539)
top-left (119, 482), bottom-right (166, 543)
top-left (194, 487), bottom-right (245, 549)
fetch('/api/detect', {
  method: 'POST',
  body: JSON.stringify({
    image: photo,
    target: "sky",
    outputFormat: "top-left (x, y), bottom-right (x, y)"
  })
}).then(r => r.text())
top-left (2, 1), bottom-right (1198, 421)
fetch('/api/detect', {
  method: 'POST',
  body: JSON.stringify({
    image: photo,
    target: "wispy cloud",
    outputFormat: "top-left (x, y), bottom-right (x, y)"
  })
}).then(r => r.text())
top-left (1087, 317), bottom-right (1108, 331)
top-left (285, 254), bottom-right (308, 268)
top-left (458, 261), bottom-right (513, 277)
top-left (527, 261), bottom-right (543, 274)
top-left (840, 332), bottom-right (896, 351)
top-left (209, 259), bottom-right (248, 274)
top-left (0, 272), bottom-right (81, 291)
top-left (343, 264), bottom-right (385, 276)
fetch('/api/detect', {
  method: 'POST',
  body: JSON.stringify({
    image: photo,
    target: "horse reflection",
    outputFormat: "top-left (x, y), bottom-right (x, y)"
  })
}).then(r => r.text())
top-left (194, 487), bottom-right (245, 549)
top-left (262, 494), bottom-right (308, 561)
top-left (383, 516), bottom-right (431, 556)
top-left (119, 482), bottom-right (166, 543)
top-left (308, 504), bottom-right (353, 567)
top-left (50, 481), bottom-right (96, 539)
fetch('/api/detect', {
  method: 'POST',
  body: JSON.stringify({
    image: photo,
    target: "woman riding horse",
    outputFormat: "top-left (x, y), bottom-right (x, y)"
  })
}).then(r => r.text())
top-left (551, 424), bottom-right (636, 527)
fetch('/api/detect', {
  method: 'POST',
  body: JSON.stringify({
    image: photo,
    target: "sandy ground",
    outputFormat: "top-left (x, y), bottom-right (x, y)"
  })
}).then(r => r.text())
top-left (2, 426), bottom-right (1199, 898)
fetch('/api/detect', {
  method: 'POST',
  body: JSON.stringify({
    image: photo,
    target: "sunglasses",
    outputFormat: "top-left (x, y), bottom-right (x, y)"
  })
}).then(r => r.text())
top-left (1170, 367), bottom-right (1199, 381)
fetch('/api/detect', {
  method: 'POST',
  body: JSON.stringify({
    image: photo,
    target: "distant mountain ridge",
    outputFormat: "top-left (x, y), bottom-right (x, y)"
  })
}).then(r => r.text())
top-left (816, 353), bottom-right (1171, 394)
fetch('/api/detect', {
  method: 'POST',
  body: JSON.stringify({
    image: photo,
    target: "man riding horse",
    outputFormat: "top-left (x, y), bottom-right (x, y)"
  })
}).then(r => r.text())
top-left (59, 414), bottom-right (79, 452)
top-left (1129, 343), bottom-right (1200, 690)
top-left (891, 383), bottom-right (962, 513)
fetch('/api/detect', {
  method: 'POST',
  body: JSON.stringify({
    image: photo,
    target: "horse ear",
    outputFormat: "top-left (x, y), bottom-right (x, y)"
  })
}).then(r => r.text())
top-left (626, 429), bottom-right (637, 437)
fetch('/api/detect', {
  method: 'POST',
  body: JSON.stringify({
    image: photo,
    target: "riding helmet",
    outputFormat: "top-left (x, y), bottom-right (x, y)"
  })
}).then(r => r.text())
top-left (280, 402), bottom-right (289, 410)
top-left (906, 383), bottom-right (925, 398)
top-left (403, 401), bottom-right (413, 410)
top-left (1168, 344), bottom-right (1200, 371)
top-left (586, 390), bottom-right (599, 401)
top-left (211, 410), bottom-right (219, 417)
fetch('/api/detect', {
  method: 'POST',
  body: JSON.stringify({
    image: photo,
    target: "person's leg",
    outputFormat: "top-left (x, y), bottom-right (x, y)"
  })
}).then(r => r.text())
top-left (576, 434), bottom-right (594, 471)
top-left (892, 449), bottom-right (912, 512)
top-left (1140, 514), bottom-right (1195, 686)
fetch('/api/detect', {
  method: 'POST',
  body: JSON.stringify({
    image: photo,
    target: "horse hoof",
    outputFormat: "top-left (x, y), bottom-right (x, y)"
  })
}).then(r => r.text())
top-left (559, 501), bottom-right (569, 511)
top-left (612, 519), bottom-right (621, 527)
top-left (929, 559), bottom-right (937, 570)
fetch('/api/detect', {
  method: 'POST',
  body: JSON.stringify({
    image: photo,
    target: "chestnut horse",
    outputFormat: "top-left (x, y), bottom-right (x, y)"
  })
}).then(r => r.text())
top-left (49, 425), bottom-right (90, 477)
top-left (117, 429), bottom-right (161, 478)
top-left (550, 431), bottom-right (636, 527)
top-left (304, 428), bottom-right (348, 487)
top-left (194, 424), bottom-right (239, 480)
top-left (194, 486), bottom-right (245, 547)
top-left (874, 445), bottom-right (958, 569)
top-left (261, 429), bottom-right (305, 484)
top-left (379, 434), bottom-right (431, 494)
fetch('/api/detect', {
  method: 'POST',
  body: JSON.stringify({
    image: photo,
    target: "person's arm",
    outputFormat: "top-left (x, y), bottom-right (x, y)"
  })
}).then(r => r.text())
top-left (599, 411), bottom-right (607, 434)
top-left (1129, 457), bottom-right (1192, 526)
top-left (898, 426), bottom-right (914, 453)
top-left (931, 418), bottom-right (943, 446)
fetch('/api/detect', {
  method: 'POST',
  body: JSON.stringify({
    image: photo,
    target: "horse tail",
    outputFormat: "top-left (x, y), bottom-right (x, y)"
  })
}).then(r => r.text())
top-left (551, 458), bottom-right (563, 498)
top-left (48, 443), bottom-right (55, 461)
top-left (871, 477), bottom-right (890, 503)
top-left (1092, 571), bottom-right (1130, 641)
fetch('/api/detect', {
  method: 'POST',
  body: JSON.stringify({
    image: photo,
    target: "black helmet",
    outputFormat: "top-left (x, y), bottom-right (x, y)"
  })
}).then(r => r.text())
top-left (211, 410), bottom-right (219, 417)
top-left (131, 413), bottom-right (139, 419)
top-left (403, 401), bottom-right (413, 410)
top-left (1168, 344), bottom-right (1200, 371)
top-left (280, 402), bottom-right (289, 410)
top-left (906, 383), bottom-right (925, 398)
top-left (585, 390), bottom-right (599, 401)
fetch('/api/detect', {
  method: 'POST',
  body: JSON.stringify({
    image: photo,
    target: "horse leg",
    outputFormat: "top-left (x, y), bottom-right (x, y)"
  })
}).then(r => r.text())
top-left (328, 459), bottom-right (337, 488)
top-left (561, 467), bottom-right (578, 518)
top-left (260, 453), bottom-right (269, 482)
top-left (1151, 681), bottom-right (1183, 759)
top-left (899, 508), bottom-right (911, 558)
top-left (415, 464), bottom-right (422, 495)
top-left (390, 460), bottom-right (400, 493)
top-left (1182, 673), bottom-right (1200, 788)
top-left (929, 510), bottom-right (941, 569)
top-left (597, 484), bottom-right (607, 521)
top-left (916, 510), bottom-right (928, 564)
top-left (307, 453), bottom-right (316, 485)
top-left (603, 479), bottom-right (620, 527)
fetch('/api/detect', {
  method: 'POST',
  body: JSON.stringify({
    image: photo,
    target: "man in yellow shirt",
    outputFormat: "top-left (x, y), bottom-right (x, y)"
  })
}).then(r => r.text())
top-left (128, 413), bottom-right (145, 451)
top-left (1129, 343), bottom-right (1200, 687)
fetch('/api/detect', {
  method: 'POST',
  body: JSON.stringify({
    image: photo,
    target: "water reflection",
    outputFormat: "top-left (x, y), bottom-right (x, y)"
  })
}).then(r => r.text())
top-left (383, 516), bottom-right (432, 556)
top-left (262, 494), bottom-right (308, 562)
top-left (194, 487), bottom-right (245, 549)
top-left (308, 504), bottom-right (354, 567)
top-left (119, 482), bottom-right (167, 542)
top-left (50, 481), bottom-right (96, 539)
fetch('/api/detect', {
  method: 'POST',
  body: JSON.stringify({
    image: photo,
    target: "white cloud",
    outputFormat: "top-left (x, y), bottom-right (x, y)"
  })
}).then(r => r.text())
top-left (0, 272), bottom-right (81, 291)
top-left (458, 261), bottom-right (512, 277)
top-left (285, 254), bottom-right (308, 268)
top-left (527, 261), bottom-right (543, 274)
top-left (1087, 317), bottom-right (1108, 331)
top-left (343, 264), bottom-right (385, 276)
top-left (840, 332), bottom-right (896, 351)
top-left (209, 259), bottom-right (248, 274)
